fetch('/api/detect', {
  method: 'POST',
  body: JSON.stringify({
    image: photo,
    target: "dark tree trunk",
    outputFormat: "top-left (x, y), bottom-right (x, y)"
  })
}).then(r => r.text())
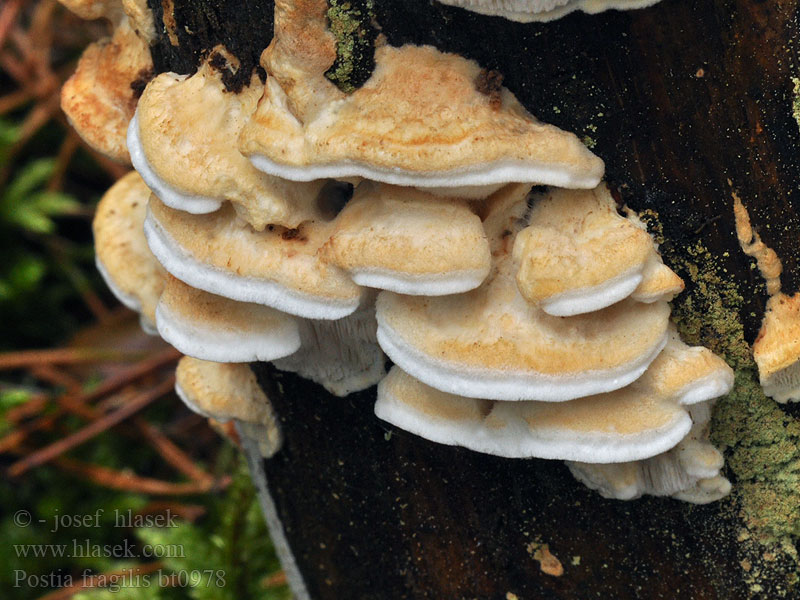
top-left (151, 1), bottom-right (800, 597)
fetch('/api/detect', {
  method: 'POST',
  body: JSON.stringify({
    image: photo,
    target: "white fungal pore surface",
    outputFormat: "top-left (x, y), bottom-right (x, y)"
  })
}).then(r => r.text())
top-left (435, 0), bottom-right (663, 22)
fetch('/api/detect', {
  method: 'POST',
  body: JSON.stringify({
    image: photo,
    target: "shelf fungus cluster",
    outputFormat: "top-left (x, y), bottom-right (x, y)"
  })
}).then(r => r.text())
top-left (73, 0), bottom-right (734, 501)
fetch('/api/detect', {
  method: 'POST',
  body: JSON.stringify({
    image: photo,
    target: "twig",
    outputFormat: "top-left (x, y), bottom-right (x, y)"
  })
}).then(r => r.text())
top-left (263, 570), bottom-right (288, 588)
top-left (54, 457), bottom-right (231, 495)
top-left (0, 347), bottom-right (147, 370)
top-left (4, 394), bottom-right (49, 424)
top-left (134, 417), bottom-right (216, 485)
top-left (0, 0), bottom-right (23, 48)
top-left (31, 364), bottom-right (82, 392)
top-left (0, 347), bottom-right (180, 451)
top-left (47, 130), bottom-right (80, 191)
top-left (138, 500), bottom-right (206, 522)
top-left (7, 376), bottom-right (175, 476)
top-left (0, 88), bottom-right (32, 114)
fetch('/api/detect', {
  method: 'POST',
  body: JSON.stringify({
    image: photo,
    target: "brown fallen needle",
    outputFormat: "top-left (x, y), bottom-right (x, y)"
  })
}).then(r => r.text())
top-left (0, 347), bottom-right (149, 370)
top-left (0, 346), bottom-right (180, 452)
top-left (7, 376), bottom-right (176, 477)
top-left (54, 457), bottom-right (230, 495)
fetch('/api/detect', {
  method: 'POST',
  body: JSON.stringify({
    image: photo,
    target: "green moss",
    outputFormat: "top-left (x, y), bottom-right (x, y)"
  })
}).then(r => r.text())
top-left (792, 77), bottom-right (800, 132)
top-left (325, 0), bottom-right (377, 93)
top-left (647, 220), bottom-right (800, 552)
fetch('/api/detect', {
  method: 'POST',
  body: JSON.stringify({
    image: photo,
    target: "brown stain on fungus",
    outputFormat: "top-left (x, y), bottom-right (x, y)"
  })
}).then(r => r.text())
top-left (476, 68), bottom-right (504, 110)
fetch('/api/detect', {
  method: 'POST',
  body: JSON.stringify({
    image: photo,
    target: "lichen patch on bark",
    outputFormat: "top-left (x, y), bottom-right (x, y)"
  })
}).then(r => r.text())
top-left (642, 212), bottom-right (800, 563)
top-left (325, 0), bottom-right (377, 92)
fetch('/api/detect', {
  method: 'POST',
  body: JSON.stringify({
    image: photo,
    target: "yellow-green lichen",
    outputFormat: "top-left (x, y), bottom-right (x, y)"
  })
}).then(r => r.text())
top-left (792, 77), bottom-right (800, 132)
top-left (647, 219), bottom-right (800, 554)
top-left (640, 210), bottom-right (800, 559)
top-left (325, 0), bottom-right (376, 93)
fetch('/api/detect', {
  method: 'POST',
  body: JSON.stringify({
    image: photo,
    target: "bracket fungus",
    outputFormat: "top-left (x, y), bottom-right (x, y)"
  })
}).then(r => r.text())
top-left (93, 171), bottom-right (164, 333)
top-left (76, 0), bottom-right (736, 506)
top-left (375, 184), bottom-right (673, 401)
top-left (240, 1), bottom-right (604, 196)
top-left (376, 328), bottom-right (732, 463)
top-left (61, 17), bottom-right (152, 163)
top-left (734, 194), bottom-right (800, 403)
top-left (435, 0), bottom-right (663, 22)
top-left (175, 357), bottom-right (283, 458)
top-left (512, 185), bottom-right (684, 316)
top-left (156, 275), bottom-right (302, 364)
top-left (567, 401), bottom-right (732, 503)
top-left (143, 196), bottom-right (363, 320)
top-left (128, 61), bottom-right (324, 226)
top-left (58, 0), bottom-right (123, 23)
top-left (321, 183), bottom-right (492, 295)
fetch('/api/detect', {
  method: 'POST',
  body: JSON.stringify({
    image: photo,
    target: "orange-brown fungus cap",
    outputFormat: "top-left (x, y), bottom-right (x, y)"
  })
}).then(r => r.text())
top-left (61, 19), bottom-right (152, 163)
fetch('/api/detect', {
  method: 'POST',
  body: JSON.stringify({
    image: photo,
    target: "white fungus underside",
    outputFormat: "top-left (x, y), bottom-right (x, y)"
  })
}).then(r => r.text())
top-left (350, 267), bottom-right (489, 296)
top-left (376, 322), bottom-right (669, 401)
top-left (249, 153), bottom-right (602, 190)
top-left (273, 312), bottom-right (386, 396)
top-left (565, 399), bottom-right (730, 503)
top-left (762, 361), bottom-right (800, 403)
top-left (375, 381), bottom-right (692, 462)
top-left (566, 460), bottom-right (730, 503)
top-left (143, 209), bottom-right (361, 320)
top-left (678, 444), bottom-right (724, 479)
top-left (155, 300), bottom-right (301, 363)
top-left (674, 371), bottom-right (735, 406)
top-left (540, 268), bottom-right (644, 317)
top-left (437, 0), bottom-right (662, 22)
top-left (567, 452), bottom-right (730, 504)
top-left (127, 114), bottom-right (222, 215)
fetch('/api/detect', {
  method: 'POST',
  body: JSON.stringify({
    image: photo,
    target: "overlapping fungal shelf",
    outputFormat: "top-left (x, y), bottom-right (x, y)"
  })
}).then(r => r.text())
top-left (71, 0), bottom-right (735, 503)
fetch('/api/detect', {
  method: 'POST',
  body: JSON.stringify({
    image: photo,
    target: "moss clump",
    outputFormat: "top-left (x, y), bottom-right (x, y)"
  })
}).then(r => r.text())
top-left (792, 77), bottom-right (800, 132)
top-left (325, 0), bottom-right (377, 93)
top-left (652, 226), bottom-right (800, 552)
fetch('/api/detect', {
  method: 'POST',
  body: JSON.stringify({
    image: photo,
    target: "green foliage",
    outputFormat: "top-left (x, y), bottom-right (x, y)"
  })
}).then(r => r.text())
top-left (0, 117), bottom-right (100, 348)
top-left (74, 584), bottom-right (165, 600)
top-left (0, 117), bottom-right (20, 166)
top-left (0, 157), bottom-right (81, 235)
top-left (0, 387), bottom-right (33, 435)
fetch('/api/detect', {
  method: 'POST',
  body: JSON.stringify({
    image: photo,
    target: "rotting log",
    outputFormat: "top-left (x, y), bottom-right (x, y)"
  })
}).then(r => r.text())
top-left (149, 1), bottom-right (800, 597)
